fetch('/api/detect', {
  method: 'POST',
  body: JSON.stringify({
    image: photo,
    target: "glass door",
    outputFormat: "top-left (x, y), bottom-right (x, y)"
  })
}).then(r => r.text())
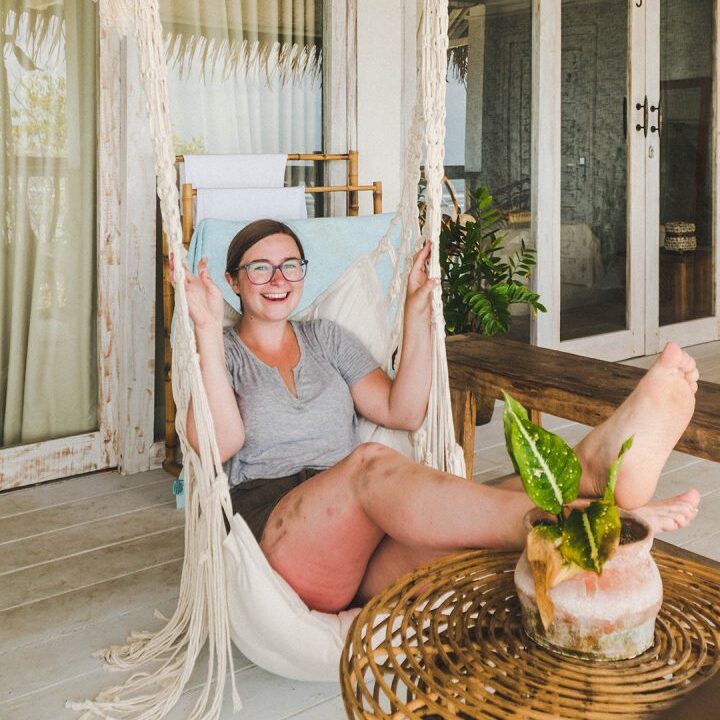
top-left (551, 0), bottom-right (719, 359)
top-left (646, 0), bottom-right (718, 351)
top-left (0, 0), bottom-right (113, 489)
top-left (555, 0), bottom-right (647, 359)
top-left (559, 0), bottom-right (630, 343)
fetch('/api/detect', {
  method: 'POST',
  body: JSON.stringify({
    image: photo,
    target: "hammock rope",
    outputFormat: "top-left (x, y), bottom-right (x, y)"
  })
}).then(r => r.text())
top-left (71, 0), bottom-right (458, 717)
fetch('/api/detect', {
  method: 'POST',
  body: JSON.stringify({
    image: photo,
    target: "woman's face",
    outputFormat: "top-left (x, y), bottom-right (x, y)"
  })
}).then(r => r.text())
top-left (226, 233), bottom-right (304, 322)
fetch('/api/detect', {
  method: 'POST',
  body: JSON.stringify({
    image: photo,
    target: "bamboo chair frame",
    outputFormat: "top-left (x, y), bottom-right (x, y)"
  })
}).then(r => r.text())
top-left (162, 151), bottom-right (383, 476)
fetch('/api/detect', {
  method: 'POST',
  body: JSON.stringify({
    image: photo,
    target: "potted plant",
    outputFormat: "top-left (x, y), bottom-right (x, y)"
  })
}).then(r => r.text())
top-left (428, 185), bottom-right (546, 424)
top-left (504, 391), bottom-right (663, 660)
top-left (438, 185), bottom-right (545, 337)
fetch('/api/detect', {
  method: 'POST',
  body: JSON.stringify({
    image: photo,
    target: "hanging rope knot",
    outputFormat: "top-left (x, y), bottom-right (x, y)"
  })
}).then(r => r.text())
top-left (211, 476), bottom-right (227, 497)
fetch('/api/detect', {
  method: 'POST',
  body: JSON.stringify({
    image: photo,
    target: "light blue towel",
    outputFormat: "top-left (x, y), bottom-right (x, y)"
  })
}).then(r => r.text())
top-left (186, 214), bottom-right (401, 314)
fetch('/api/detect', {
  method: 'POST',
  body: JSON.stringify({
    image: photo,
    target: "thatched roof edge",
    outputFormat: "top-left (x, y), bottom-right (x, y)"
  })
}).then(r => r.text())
top-left (165, 31), bottom-right (322, 84)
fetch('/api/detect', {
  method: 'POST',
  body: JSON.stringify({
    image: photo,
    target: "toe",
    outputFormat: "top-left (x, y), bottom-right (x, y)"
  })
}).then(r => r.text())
top-left (658, 342), bottom-right (683, 369)
top-left (683, 487), bottom-right (701, 508)
top-left (680, 351), bottom-right (698, 374)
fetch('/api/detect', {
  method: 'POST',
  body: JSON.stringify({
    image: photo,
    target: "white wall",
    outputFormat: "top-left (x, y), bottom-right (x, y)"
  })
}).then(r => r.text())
top-left (356, 1), bottom-right (416, 214)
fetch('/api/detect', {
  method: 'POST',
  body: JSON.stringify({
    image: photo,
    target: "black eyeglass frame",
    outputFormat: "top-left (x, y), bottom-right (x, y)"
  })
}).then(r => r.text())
top-left (231, 258), bottom-right (309, 285)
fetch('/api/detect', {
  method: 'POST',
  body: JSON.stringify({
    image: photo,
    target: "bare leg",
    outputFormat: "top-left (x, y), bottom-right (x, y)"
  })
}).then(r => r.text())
top-left (574, 342), bottom-right (698, 507)
top-left (261, 443), bottom-right (535, 612)
top-left (357, 538), bottom-right (451, 603)
top-left (261, 343), bottom-right (700, 612)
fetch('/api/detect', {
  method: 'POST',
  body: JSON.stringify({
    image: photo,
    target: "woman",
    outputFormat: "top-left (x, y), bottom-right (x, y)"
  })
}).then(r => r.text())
top-left (183, 218), bottom-right (700, 614)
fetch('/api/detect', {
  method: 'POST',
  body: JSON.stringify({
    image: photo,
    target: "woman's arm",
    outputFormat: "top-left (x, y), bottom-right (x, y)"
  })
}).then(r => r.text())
top-left (350, 243), bottom-right (438, 431)
top-left (177, 258), bottom-right (245, 461)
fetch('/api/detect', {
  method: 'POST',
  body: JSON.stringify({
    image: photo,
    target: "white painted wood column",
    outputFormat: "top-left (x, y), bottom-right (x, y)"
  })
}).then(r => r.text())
top-left (400, 0), bottom-right (417, 152)
top-left (97, 21), bottom-right (122, 472)
top-left (531, 0), bottom-right (561, 347)
top-left (356, 0), bottom-right (408, 214)
top-left (114, 38), bottom-right (157, 474)
top-left (642, 0), bottom-right (659, 354)
top-left (324, 0), bottom-right (356, 216)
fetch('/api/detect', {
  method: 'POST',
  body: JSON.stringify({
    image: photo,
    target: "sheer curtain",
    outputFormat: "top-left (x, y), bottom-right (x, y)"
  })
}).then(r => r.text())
top-left (0, 0), bottom-right (97, 447)
top-left (160, 0), bottom-right (323, 162)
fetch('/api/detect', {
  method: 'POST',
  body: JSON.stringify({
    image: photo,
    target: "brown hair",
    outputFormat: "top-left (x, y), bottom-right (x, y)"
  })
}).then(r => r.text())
top-left (225, 219), bottom-right (305, 275)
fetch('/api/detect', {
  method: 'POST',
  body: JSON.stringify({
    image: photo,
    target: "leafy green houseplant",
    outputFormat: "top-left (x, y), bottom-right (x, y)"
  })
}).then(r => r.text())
top-left (503, 389), bottom-right (629, 575)
top-left (505, 391), bottom-right (663, 661)
top-left (439, 186), bottom-right (546, 336)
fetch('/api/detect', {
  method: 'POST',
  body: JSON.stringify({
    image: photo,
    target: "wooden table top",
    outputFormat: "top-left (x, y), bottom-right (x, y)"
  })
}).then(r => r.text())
top-left (446, 333), bottom-right (720, 463)
top-left (342, 538), bottom-right (720, 720)
top-left (652, 541), bottom-right (720, 718)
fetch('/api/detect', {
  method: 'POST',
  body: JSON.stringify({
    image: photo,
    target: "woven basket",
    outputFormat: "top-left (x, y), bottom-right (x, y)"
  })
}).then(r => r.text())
top-left (341, 548), bottom-right (720, 719)
top-left (664, 221), bottom-right (697, 252)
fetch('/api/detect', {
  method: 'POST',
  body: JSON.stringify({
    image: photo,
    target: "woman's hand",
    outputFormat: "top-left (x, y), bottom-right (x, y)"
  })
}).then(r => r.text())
top-left (169, 255), bottom-right (225, 331)
top-left (404, 242), bottom-right (440, 323)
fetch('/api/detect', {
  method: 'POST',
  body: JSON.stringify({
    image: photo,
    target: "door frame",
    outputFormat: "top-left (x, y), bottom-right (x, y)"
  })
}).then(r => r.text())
top-left (0, 12), bottom-right (158, 490)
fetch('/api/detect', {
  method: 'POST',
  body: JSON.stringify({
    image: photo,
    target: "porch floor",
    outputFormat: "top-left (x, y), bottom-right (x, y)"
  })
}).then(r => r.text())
top-left (2, 342), bottom-right (720, 719)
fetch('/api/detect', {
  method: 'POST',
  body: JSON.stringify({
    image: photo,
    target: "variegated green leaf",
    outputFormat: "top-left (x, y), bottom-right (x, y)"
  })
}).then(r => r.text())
top-left (560, 501), bottom-right (621, 574)
top-left (502, 391), bottom-right (581, 514)
top-left (502, 390), bottom-right (528, 476)
top-left (531, 522), bottom-right (563, 544)
top-left (604, 435), bottom-right (634, 503)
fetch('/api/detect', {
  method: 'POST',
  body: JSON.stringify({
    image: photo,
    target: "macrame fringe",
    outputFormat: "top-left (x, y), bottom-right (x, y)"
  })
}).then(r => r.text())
top-left (70, 0), bottom-right (462, 718)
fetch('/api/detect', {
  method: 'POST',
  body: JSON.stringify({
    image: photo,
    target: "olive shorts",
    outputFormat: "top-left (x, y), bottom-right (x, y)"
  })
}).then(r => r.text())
top-left (228, 468), bottom-right (322, 542)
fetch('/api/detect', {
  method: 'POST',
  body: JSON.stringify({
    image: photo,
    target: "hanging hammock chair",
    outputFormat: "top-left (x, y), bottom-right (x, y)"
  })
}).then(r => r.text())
top-left (71, 0), bottom-right (460, 717)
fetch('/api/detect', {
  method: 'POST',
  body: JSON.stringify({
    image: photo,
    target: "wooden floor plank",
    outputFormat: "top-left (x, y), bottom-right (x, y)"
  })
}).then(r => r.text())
top-left (3, 641), bottom-right (255, 720)
top-left (159, 666), bottom-right (339, 720)
top-left (0, 528), bottom-right (184, 611)
top-left (683, 526), bottom-right (720, 561)
top-left (0, 469), bottom-right (171, 518)
top-left (654, 460), bottom-right (720, 499)
top-left (0, 478), bottom-right (174, 544)
top-left (0, 560), bottom-right (182, 653)
top-left (0, 502), bottom-right (180, 575)
top-left (0, 599), bottom-right (177, 703)
top-left (285, 694), bottom-right (345, 719)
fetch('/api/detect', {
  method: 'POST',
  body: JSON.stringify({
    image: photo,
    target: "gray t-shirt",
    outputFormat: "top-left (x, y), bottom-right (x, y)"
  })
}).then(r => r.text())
top-left (223, 319), bottom-right (379, 485)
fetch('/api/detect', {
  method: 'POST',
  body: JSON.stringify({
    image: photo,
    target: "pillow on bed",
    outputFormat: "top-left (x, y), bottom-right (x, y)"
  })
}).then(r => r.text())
top-left (186, 213), bottom-right (400, 317)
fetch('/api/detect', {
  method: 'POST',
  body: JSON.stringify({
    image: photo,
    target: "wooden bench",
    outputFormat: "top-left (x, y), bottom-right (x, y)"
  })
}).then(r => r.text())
top-left (446, 333), bottom-right (720, 478)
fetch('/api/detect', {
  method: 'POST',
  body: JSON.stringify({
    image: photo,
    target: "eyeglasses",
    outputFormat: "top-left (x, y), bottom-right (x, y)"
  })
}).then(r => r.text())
top-left (234, 258), bottom-right (308, 285)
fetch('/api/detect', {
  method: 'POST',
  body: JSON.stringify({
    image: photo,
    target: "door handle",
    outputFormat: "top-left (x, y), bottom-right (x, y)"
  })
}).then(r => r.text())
top-left (650, 99), bottom-right (662, 136)
top-left (636, 96), bottom-right (649, 137)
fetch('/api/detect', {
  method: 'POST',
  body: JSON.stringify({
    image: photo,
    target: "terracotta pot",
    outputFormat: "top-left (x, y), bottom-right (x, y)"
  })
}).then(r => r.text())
top-left (514, 508), bottom-right (662, 660)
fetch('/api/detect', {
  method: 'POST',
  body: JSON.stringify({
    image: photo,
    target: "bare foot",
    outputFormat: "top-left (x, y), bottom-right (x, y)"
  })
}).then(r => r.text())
top-left (575, 342), bottom-right (698, 508)
top-left (632, 489), bottom-right (700, 534)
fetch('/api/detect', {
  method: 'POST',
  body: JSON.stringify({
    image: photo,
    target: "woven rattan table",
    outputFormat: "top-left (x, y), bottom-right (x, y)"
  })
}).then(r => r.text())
top-left (340, 541), bottom-right (720, 719)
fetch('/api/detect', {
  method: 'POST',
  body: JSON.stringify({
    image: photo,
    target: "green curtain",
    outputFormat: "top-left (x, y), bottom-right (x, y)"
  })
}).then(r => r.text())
top-left (0, 0), bottom-right (97, 447)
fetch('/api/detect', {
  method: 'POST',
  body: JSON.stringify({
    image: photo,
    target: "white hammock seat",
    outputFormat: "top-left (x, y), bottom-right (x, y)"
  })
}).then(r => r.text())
top-left (72, 0), bottom-right (455, 717)
top-left (186, 213), bottom-right (414, 681)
